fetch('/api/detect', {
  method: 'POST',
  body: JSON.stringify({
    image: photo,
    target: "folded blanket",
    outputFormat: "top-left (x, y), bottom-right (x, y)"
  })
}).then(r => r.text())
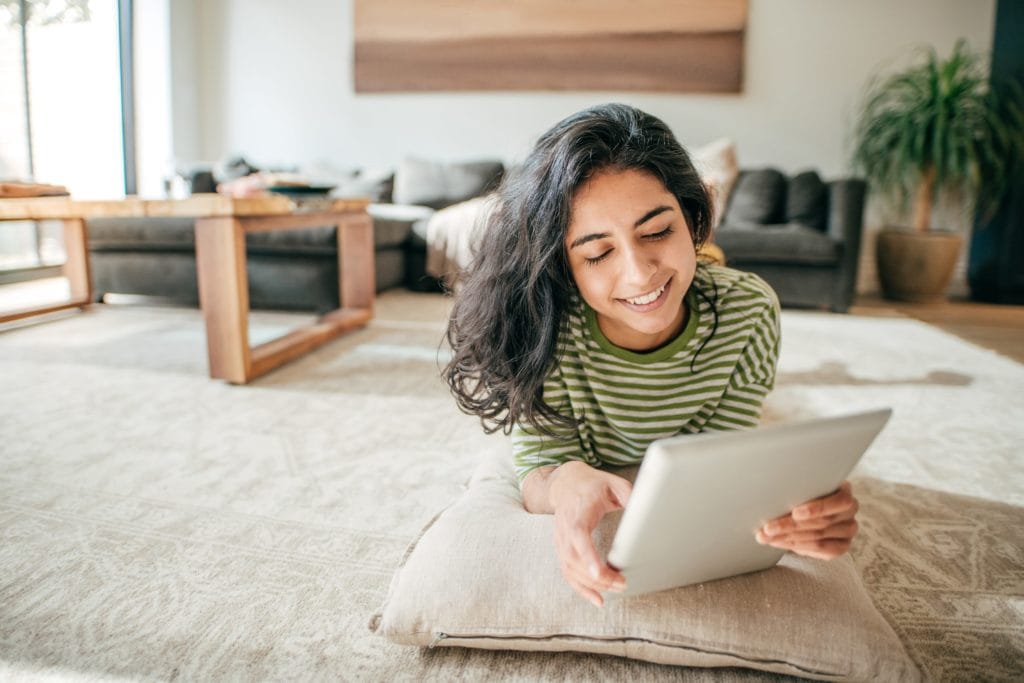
top-left (425, 194), bottom-right (498, 289)
top-left (0, 181), bottom-right (69, 198)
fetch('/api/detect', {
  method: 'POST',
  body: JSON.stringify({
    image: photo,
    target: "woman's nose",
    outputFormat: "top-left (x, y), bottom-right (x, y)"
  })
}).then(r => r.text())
top-left (621, 244), bottom-right (656, 284)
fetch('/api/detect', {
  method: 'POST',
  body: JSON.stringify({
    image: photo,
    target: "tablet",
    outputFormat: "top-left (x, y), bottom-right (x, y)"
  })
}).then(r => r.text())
top-left (604, 408), bottom-right (892, 599)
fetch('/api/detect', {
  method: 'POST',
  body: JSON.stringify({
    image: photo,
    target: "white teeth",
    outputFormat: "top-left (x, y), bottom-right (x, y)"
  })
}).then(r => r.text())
top-left (625, 284), bottom-right (665, 306)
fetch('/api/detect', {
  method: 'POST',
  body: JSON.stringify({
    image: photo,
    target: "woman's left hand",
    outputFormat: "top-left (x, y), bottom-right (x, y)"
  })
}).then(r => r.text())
top-left (755, 481), bottom-right (859, 560)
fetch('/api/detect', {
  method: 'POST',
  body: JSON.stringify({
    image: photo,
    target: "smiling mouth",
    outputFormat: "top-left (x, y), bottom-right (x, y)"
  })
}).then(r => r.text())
top-left (621, 279), bottom-right (669, 306)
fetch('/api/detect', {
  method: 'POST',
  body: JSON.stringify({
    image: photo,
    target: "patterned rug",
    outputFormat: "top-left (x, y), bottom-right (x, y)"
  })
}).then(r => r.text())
top-left (1, 292), bottom-right (1021, 681)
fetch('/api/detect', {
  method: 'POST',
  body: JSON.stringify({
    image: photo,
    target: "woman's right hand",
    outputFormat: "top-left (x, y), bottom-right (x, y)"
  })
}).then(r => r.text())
top-left (532, 460), bottom-right (633, 607)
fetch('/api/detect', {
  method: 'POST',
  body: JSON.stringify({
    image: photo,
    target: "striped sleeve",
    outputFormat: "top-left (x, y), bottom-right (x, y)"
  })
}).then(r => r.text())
top-left (510, 362), bottom-right (594, 483)
top-left (704, 284), bottom-right (781, 431)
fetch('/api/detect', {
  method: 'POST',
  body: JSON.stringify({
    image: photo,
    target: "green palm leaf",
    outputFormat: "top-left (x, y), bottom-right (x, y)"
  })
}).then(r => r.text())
top-left (852, 39), bottom-right (1024, 232)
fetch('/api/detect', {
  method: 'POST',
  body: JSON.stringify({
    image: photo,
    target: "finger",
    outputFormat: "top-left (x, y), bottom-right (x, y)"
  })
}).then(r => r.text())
top-left (792, 537), bottom-right (853, 559)
top-left (790, 500), bottom-right (859, 530)
top-left (792, 483), bottom-right (858, 521)
top-left (761, 514), bottom-right (799, 535)
top-left (763, 536), bottom-right (853, 560)
top-left (563, 558), bottom-right (625, 597)
top-left (608, 477), bottom-right (633, 508)
top-left (555, 521), bottom-right (624, 592)
top-left (566, 523), bottom-right (621, 586)
top-left (761, 518), bottom-right (856, 544)
top-left (763, 503), bottom-right (853, 533)
top-left (762, 505), bottom-right (859, 536)
top-left (759, 519), bottom-right (858, 545)
top-left (564, 574), bottom-right (606, 608)
top-left (565, 548), bottom-right (625, 593)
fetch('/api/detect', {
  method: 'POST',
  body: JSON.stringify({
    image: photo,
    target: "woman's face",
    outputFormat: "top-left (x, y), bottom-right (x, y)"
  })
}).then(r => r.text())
top-left (564, 167), bottom-right (697, 352)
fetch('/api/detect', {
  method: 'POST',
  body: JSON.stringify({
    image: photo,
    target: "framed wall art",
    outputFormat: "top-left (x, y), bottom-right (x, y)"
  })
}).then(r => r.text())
top-left (354, 0), bottom-right (747, 93)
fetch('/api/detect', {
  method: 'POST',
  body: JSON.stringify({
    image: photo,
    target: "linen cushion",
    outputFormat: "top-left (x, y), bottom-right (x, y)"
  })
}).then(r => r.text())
top-left (371, 451), bottom-right (920, 681)
top-left (691, 138), bottom-right (740, 228)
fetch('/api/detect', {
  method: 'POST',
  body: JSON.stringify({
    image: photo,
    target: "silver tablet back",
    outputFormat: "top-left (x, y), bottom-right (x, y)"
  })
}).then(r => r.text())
top-left (606, 408), bottom-right (892, 598)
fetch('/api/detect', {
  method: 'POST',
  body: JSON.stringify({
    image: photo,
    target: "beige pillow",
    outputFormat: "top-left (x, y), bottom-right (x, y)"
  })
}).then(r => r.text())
top-left (691, 138), bottom-right (740, 228)
top-left (371, 452), bottom-right (920, 681)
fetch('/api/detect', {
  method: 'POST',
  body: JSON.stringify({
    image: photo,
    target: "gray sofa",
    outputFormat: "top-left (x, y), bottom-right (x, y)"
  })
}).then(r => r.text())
top-left (87, 216), bottom-right (412, 313)
top-left (714, 169), bottom-right (867, 313)
top-left (88, 163), bottom-right (863, 314)
top-left (87, 159), bottom-right (504, 312)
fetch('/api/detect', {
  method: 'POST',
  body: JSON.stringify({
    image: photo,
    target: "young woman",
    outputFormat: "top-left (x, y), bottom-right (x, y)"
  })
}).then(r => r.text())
top-left (444, 104), bottom-right (860, 607)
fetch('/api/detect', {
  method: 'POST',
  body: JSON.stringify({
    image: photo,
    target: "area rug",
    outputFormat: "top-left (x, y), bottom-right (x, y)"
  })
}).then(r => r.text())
top-left (1, 292), bottom-right (1021, 681)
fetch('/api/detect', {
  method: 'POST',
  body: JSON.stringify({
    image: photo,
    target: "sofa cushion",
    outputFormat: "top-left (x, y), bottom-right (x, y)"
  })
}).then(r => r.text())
top-left (722, 169), bottom-right (787, 225)
top-left (714, 223), bottom-right (841, 265)
top-left (88, 216), bottom-right (409, 256)
top-left (333, 168), bottom-right (395, 203)
top-left (787, 171), bottom-right (828, 232)
top-left (392, 158), bottom-right (504, 210)
top-left (371, 450), bottom-right (921, 681)
top-left (88, 217), bottom-right (196, 251)
top-left (369, 203), bottom-right (437, 252)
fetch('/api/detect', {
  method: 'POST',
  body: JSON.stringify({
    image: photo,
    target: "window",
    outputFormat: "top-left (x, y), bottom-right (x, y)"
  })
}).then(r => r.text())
top-left (0, 0), bottom-right (128, 276)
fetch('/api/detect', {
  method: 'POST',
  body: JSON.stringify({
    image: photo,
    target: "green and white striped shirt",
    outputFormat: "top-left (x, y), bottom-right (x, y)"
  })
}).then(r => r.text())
top-left (512, 263), bottom-right (781, 482)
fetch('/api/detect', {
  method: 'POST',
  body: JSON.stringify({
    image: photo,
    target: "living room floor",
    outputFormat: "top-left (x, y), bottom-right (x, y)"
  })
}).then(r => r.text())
top-left (850, 296), bottom-right (1024, 363)
top-left (1, 276), bottom-right (1022, 363)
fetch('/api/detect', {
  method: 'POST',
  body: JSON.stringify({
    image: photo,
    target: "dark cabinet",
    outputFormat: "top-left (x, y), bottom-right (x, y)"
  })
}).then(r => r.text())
top-left (969, 0), bottom-right (1024, 304)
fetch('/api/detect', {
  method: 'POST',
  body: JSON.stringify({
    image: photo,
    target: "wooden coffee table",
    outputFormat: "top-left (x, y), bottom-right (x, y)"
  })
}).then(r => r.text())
top-left (0, 195), bottom-right (375, 384)
top-left (181, 195), bottom-right (375, 384)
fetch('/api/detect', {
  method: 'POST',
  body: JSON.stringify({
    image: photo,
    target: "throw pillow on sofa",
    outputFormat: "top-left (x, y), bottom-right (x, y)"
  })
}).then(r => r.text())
top-left (333, 167), bottom-right (395, 202)
top-left (392, 158), bottom-right (504, 210)
top-left (691, 138), bottom-right (740, 228)
top-left (786, 170), bottom-right (829, 232)
top-left (723, 168), bottom-right (788, 226)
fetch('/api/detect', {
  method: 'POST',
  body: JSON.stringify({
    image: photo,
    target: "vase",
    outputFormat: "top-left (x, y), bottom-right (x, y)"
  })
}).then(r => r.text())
top-left (876, 228), bottom-right (963, 302)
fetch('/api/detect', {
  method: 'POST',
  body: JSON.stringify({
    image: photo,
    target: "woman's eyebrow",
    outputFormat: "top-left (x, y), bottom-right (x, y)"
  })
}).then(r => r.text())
top-left (635, 205), bottom-right (673, 227)
top-left (568, 205), bottom-right (675, 250)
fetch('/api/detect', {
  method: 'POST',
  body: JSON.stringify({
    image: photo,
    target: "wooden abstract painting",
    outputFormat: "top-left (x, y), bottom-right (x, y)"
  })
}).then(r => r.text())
top-left (354, 0), bottom-right (747, 93)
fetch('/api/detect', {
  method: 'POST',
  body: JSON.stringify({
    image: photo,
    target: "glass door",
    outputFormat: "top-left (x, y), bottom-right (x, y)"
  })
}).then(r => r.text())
top-left (0, 0), bottom-right (125, 283)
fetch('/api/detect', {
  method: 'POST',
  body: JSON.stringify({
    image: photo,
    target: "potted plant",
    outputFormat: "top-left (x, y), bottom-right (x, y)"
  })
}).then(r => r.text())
top-left (852, 39), bottom-right (1024, 302)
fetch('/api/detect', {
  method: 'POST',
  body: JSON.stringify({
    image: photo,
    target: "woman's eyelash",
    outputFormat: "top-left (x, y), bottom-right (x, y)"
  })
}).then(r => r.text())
top-left (582, 226), bottom-right (676, 266)
top-left (647, 226), bottom-right (675, 239)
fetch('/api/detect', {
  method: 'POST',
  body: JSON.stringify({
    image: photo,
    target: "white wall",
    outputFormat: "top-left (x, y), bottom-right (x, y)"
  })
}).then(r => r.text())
top-left (167, 0), bottom-right (996, 293)
top-left (174, 0), bottom-right (995, 173)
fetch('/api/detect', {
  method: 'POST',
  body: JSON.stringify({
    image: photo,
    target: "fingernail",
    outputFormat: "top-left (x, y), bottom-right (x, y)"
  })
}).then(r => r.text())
top-left (610, 580), bottom-right (626, 592)
top-left (755, 533), bottom-right (765, 545)
top-left (590, 596), bottom-right (603, 608)
top-left (590, 563), bottom-right (600, 579)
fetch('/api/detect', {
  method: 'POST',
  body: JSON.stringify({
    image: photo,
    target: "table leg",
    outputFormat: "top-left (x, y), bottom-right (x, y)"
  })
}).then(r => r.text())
top-left (339, 212), bottom-right (375, 311)
top-left (195, 216), bottom-right (251, 383)
top-left (62, 218), bottom-right (92, 302)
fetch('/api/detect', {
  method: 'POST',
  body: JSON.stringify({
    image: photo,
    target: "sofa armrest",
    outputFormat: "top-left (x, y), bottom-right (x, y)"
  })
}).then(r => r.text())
top-left (826, 178), bottom-right (867, 312)
top-left (827, 180), bottom-right (866, 243)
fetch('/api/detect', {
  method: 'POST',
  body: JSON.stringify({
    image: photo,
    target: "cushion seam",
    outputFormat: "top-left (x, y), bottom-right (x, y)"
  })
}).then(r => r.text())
top-left (420, 631), bottom-right (848, 676)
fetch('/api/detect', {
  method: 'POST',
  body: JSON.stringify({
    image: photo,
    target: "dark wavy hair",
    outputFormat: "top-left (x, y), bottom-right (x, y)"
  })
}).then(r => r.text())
top-left (444, 103), bottom-right (714, 435)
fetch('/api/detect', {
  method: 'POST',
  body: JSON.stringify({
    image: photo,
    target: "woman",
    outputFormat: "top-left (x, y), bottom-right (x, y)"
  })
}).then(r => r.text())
top-left (445, 104), bottom-right (859, 607)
